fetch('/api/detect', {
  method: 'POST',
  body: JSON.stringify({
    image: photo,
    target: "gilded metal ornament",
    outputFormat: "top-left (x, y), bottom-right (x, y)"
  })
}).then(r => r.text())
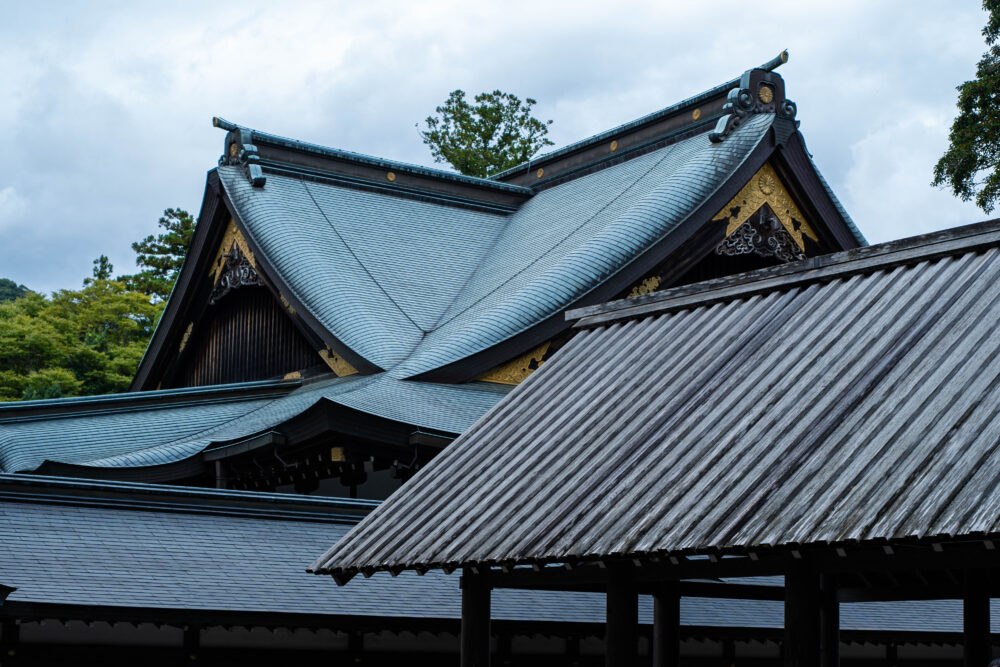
top-left (319, 346), bottom-right (359, 377)
top-left (178, 322), bottom-right (194, 354)
top-left (712, 163), bottom-right (818, 251)
top-left (758, 85), bottom-right (774, 104)
top-left (715, 210), bottom-right (804, 263)
top-left (386, 172), bottom-right (396, 182)
top-left (692, 108), bottom-right (701, 121)
top-left (212, 219), bottom-right (257, 284)
top-left (628, 275), bottom-right (662, 298)
top-left (536, 168), bottom-right (544, 179)
top-left (209, 243), bottom-right (263, 304)
top-left (610, 140), bottom-right (618, 152)
top-left (478, 342), bottom-right (550, 385)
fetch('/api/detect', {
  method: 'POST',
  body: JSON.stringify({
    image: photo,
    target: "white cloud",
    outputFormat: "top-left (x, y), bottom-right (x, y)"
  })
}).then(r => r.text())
top-left (842, 111), bottom-right (985, 243)
top-left (0, 187), bottom-right (27, 231)
top-left (0, 0), bottom-right (992, 290)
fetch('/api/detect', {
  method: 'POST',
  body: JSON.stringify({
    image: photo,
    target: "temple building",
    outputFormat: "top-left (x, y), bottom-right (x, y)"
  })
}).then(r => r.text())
top-left (0, 55), bottom-right (975, 663)
top-left (314, 218), bottom-right (1000, 667)
top-left (2, 53), bottom-right (863, 500)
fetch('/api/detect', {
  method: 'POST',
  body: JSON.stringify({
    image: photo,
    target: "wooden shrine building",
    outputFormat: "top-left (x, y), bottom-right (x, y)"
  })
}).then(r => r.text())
top-left (0, 53), bottom-right (864, 500)
top-left (313, 219), bottom-right (1000, 666)
top-left (1, 54), bottom-right (981, 663)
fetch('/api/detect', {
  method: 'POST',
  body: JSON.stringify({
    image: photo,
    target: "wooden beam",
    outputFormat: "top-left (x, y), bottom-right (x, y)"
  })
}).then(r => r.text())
top-left (820, 575), bottom-right (839, 667)
top-left (606, 571), bottom-right (638, 667)
top-left (652, 581), bottom-right (680, 667)
top-left (785, 565), bottom-right (822, 667)
top-left (963, 569), bottom-right (990, 667)
top-left (461, 569), bottom-right (491, 667)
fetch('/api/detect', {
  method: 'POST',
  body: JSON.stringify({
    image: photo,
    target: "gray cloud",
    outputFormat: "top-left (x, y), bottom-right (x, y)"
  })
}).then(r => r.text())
top-left (0, 0), bottom-right (988, 293)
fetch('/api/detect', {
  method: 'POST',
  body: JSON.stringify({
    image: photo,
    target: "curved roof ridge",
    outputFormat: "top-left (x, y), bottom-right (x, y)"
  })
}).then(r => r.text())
top-left (213, 117), bottom-right (532, 195)
top-left (490, 78), bottom-right (737, 181)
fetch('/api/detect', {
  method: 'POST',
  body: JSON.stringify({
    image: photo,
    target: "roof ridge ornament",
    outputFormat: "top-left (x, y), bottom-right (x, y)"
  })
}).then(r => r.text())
top-left (709, 51), bottom-right (798, 144)
top-left (213, 117), bottom-right (266, 188)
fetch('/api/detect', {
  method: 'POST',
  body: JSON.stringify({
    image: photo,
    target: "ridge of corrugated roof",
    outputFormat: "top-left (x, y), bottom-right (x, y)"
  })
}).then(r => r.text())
top-left (568, 217), bottom-right (1000, 327)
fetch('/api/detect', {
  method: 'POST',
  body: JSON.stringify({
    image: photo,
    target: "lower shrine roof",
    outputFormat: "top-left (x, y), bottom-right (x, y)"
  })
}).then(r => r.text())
top-left (0, 374), bottom-right (510, 473)
top-left (0, 474), bottom-right (987, 636)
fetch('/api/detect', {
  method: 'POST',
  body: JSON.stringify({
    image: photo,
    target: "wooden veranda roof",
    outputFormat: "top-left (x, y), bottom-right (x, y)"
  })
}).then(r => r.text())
top-left (311, 219), bottom-right (1000, 581)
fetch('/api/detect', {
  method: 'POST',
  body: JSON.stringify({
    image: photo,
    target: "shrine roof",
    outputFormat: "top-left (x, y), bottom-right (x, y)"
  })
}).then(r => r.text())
top-left (0, 374), bottom-right (510, 474)
top-left (312, 218), bottom-right (1000, 579)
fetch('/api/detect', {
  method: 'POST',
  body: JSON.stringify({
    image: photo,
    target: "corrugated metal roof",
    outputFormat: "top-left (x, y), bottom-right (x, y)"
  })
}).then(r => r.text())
top-left (311, 220), bottom-right (1000, 577)
top-left (222, 114), bottom-right (782, 376)
top-left (0, 374), bottom-right (510, 472)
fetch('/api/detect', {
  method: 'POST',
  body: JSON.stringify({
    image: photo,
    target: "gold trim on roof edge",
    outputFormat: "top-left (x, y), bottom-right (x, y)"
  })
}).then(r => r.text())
top-left (320, 346), bottom-right (359, 377)
top-left (713, 163), bottom-right (818, 251)
top-left (477, 342), bottom-right (551, 386)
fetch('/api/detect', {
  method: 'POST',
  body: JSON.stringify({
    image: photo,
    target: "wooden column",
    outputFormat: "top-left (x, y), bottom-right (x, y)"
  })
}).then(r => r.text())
top-left (461, 569), bottom-right (491, 667)
top-left (652, 581), bottom-right (681, 667)
top-left (820, 574), bottom-right (839, 667)
top-left (606, 571), bottom-right (639, 667)
top-left (963, 569), bottom-right (990, 667)
top-left (785, 564), bottom-right (822, 667)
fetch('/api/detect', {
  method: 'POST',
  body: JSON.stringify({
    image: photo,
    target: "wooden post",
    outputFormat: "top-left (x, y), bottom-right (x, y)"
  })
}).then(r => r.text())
top-left (820, 574), bottom-right (839, 667)
top-left (964, 569), bottom-right (990, 667)
top-left (785, 564), bottom-right (822, 667)
top-left (652, 581), bottom-right (680, 667)
top-left (606, 570), bottom-right (638, 667)
top-left (183, 625), bottom-right (200, 662)
top-left (1, 619), bottom-right (19, 666)
top-left (461, 568), bottom-right (491, 667)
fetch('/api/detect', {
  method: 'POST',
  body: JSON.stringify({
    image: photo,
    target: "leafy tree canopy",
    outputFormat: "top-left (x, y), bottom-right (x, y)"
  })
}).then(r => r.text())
top-left (119, 208), bottom-right (196, 300)
top-left (0, 207), bottom-right (193, 401)
top-left (0, 281), bottom-right (163, 401)
top-left (0, 278), bottom-right (28, 303)
top-left (419, 90), bottom-right (554, 178)
top-left (933, 0), bottom-right (1000, 213)
top-left (83, 255), bottom-right (114, 286)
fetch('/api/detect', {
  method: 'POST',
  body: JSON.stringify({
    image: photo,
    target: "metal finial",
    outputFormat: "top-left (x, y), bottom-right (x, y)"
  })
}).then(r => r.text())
top-left (760, 50), bottom-right (789, 72)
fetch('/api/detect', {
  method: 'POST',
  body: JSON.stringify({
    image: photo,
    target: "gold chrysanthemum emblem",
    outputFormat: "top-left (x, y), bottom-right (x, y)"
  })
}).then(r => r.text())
top-left (759, 85), bottom-right (774, 104)
top-left (758, 172), bottom-right (776, 196)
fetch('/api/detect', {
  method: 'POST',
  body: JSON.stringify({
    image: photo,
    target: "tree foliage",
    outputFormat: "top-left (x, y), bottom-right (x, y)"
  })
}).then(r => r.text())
top-left (0, 278), bottom-right (28, 303)
top-left (83, 255), bottom-right (114, 285)
top-left (419, 90), bottom-right (554, 178)
top-left (0, 207), bottom-right (194, 401)
top-left (933, 0), bottom-right (1000, 213)
top-left (0, 281), bottom-right (163, 401)
top-left (120, 208), bottom-right (196, 300)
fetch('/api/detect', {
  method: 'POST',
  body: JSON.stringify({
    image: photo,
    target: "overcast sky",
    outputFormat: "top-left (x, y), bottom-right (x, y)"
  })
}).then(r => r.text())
top-left (0, 0), bottom-right (990, 294)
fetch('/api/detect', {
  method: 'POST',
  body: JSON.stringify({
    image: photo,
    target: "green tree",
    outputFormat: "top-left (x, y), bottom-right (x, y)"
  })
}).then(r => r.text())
top-left (0, 206), bottom-right (191, 401)
top-left (83, 255), bottom-right (114, 285)
top-left (419, 90), bottom-right (554, 178)
top-left (0, 280), bottom-right (164, 401)
top-left (933, 0), bottom-right (1000, 213)
top-left (120, 208), bottom-right (196, 300)
top-left (0, 278), bottom-right (28, 303)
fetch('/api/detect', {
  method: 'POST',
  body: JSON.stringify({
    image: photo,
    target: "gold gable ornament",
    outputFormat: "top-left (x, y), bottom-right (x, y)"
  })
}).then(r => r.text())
top-left (713, 162), bottom-right (819, 253)
top-left (211, 219), bottom-right (257, 284)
